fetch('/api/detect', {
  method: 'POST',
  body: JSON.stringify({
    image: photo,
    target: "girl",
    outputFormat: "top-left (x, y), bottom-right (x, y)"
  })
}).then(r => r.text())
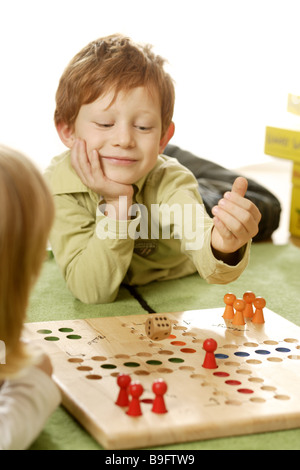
top-left (0, 145), bottom-right (61, 450)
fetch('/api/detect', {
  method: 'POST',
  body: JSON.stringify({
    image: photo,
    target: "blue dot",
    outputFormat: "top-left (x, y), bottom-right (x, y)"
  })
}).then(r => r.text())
top-left (275, 347), bottom-right (290, 353)
top-left (215, 354), bottom-right (229, 359)
top-left (255, 349), bottom-right (270, 355)
top-left (234, 351), bottom-right (250, 357)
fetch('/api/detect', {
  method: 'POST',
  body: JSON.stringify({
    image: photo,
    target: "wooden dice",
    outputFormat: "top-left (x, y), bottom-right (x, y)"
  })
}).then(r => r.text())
top-left (145, 315), bottom-right (172, 341)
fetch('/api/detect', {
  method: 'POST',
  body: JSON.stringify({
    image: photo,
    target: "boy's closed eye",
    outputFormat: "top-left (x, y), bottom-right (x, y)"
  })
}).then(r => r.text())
top-left (135, 125), bottom-right (153, 132)
top-left (93, 121), bottom-right (153, 132)
top-left (93, 122), bottom-right (114, 128)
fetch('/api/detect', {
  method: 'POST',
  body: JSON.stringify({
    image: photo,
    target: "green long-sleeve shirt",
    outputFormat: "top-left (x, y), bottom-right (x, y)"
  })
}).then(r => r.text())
top-left (45, 151), bottom-right (250, 304)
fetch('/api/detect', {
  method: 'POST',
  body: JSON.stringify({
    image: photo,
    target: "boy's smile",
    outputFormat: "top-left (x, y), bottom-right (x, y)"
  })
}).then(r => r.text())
top-left (70, 87), bottom-right (173, 185)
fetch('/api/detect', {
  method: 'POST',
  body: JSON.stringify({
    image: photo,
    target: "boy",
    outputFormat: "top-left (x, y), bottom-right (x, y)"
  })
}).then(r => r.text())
top-left (45, 34), bottom-right (261, 304)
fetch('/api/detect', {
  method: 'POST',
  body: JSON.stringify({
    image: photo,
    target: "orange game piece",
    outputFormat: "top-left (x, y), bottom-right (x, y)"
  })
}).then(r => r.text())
top-left (252, 297), bottom-right (266, 324)
top-left (243, 291), bottom-right (256, 318)
top-left (202, 338), bottom-right (218, 369)
top-left (232, 298), bottom-right (246, 325)
top-left (152, 379), bottom-right (168, 414)
top-left (223, 293), bottom-right (236, 319)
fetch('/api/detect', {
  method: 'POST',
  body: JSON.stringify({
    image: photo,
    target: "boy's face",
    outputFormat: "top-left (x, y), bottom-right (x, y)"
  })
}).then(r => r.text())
top-left (66, 86), bottom-right (173, 185)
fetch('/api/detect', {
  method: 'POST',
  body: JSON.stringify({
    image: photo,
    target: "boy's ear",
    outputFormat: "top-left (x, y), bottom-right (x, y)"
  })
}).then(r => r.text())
top-left (56, 122), bottom-right (75, 148)
top-left (159, 122), bottom-right (175, 153)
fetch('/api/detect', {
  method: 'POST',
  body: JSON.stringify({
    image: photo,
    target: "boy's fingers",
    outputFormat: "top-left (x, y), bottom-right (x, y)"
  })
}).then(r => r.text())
top-left (231, 176), bottom-right (248, 197)
top-left (70, 140), bottom-right (83, 174)
top-left (71, 139), bottom-right (92, 185)
top-left (90, 149), bottom-right (102, 172)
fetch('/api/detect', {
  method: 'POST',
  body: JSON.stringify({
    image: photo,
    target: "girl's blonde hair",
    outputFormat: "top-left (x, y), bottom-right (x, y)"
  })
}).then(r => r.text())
top-left (0, 145), bottom-right (54, 379)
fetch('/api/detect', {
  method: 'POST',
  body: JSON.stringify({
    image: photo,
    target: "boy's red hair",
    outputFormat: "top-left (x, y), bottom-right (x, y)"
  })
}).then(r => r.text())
top-left (54, 34), bottom-right (175, 138)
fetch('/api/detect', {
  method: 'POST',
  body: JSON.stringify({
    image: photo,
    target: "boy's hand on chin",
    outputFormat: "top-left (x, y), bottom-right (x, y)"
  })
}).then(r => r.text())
top-left (71, 139), bottom-right (133, 219)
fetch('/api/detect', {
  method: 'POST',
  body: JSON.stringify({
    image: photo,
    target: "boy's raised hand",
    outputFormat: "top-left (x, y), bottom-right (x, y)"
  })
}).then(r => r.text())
top-left (71, 139), bottom-right (134, 219)
top-left (211, 177), bottom-right (261, 257)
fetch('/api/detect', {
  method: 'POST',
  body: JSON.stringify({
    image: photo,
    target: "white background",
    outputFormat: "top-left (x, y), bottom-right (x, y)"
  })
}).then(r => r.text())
top-left (0, 0), bottom-right (300, 170)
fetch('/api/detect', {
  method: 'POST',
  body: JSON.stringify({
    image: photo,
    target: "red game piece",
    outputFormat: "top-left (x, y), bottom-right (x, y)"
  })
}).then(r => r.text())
top-left (252, 297), bottom-right (266, 324)
top-left (152, 379), bottom-right (168, 414)
top-left (243, 291), bottom-right (256, 318)
top-left (126, 382), bottom-right (143, 417)
top-left (115, 373), bottom-right (131, 407)
top-left (232, 298), bottom-right (246, 325)
top-left (223, 293), bottom-right (236, 319)
top-left (202, 338), bottom-right (218, 369)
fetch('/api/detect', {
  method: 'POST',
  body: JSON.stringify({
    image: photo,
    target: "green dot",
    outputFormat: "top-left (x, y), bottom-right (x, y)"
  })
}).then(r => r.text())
top-left (66, 334), bottom-right (82, 340)
top-left (44, 336), bottom-right (60, 341)
top-left (146, 360), bottom-right (162, 366)
top-left (123, 362), bottom-right (140, 367)
top-left (101, 364), bottom-right (117, 369)
top-left (168, 357), bottom-right (184, 363)
top-left (59, 328), bottom-right (74, 332)
top-left (37, 329), bottom-right (52, 334)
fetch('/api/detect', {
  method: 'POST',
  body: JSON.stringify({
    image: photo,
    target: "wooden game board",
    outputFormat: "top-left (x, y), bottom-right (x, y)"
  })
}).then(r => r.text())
top-left (24, 307), bottom-right (300, 449)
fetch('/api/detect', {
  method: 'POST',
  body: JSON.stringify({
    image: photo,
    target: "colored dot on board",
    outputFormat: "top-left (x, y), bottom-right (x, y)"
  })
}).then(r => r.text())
top-left (234, 351), bottom-right (250, 357)
top-left (225, 380), bottom-right (242, 386)
top-left (255, 349), bottom-right (270, 355)
top-left (146, 360), bottom-right (162, 366)
top-left (213, 371), bottom-right (230, 377)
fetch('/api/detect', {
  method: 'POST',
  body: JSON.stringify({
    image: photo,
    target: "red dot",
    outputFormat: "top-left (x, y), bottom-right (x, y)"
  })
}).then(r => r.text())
top-left (213, 371), bottom-right (230, 377)
top-left (237, 388), bottom-right (254, 394)
top-left (225, 380), bottom-right (242, 386)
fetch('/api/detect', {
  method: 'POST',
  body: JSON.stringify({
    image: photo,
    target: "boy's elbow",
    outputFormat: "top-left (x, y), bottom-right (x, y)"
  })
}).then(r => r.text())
top-left (74, 290), bottom-right (117, 304)
top-left (69, 285), bottom-right (118, 304)
top-left (65, 274), bottom-right (119, 305)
